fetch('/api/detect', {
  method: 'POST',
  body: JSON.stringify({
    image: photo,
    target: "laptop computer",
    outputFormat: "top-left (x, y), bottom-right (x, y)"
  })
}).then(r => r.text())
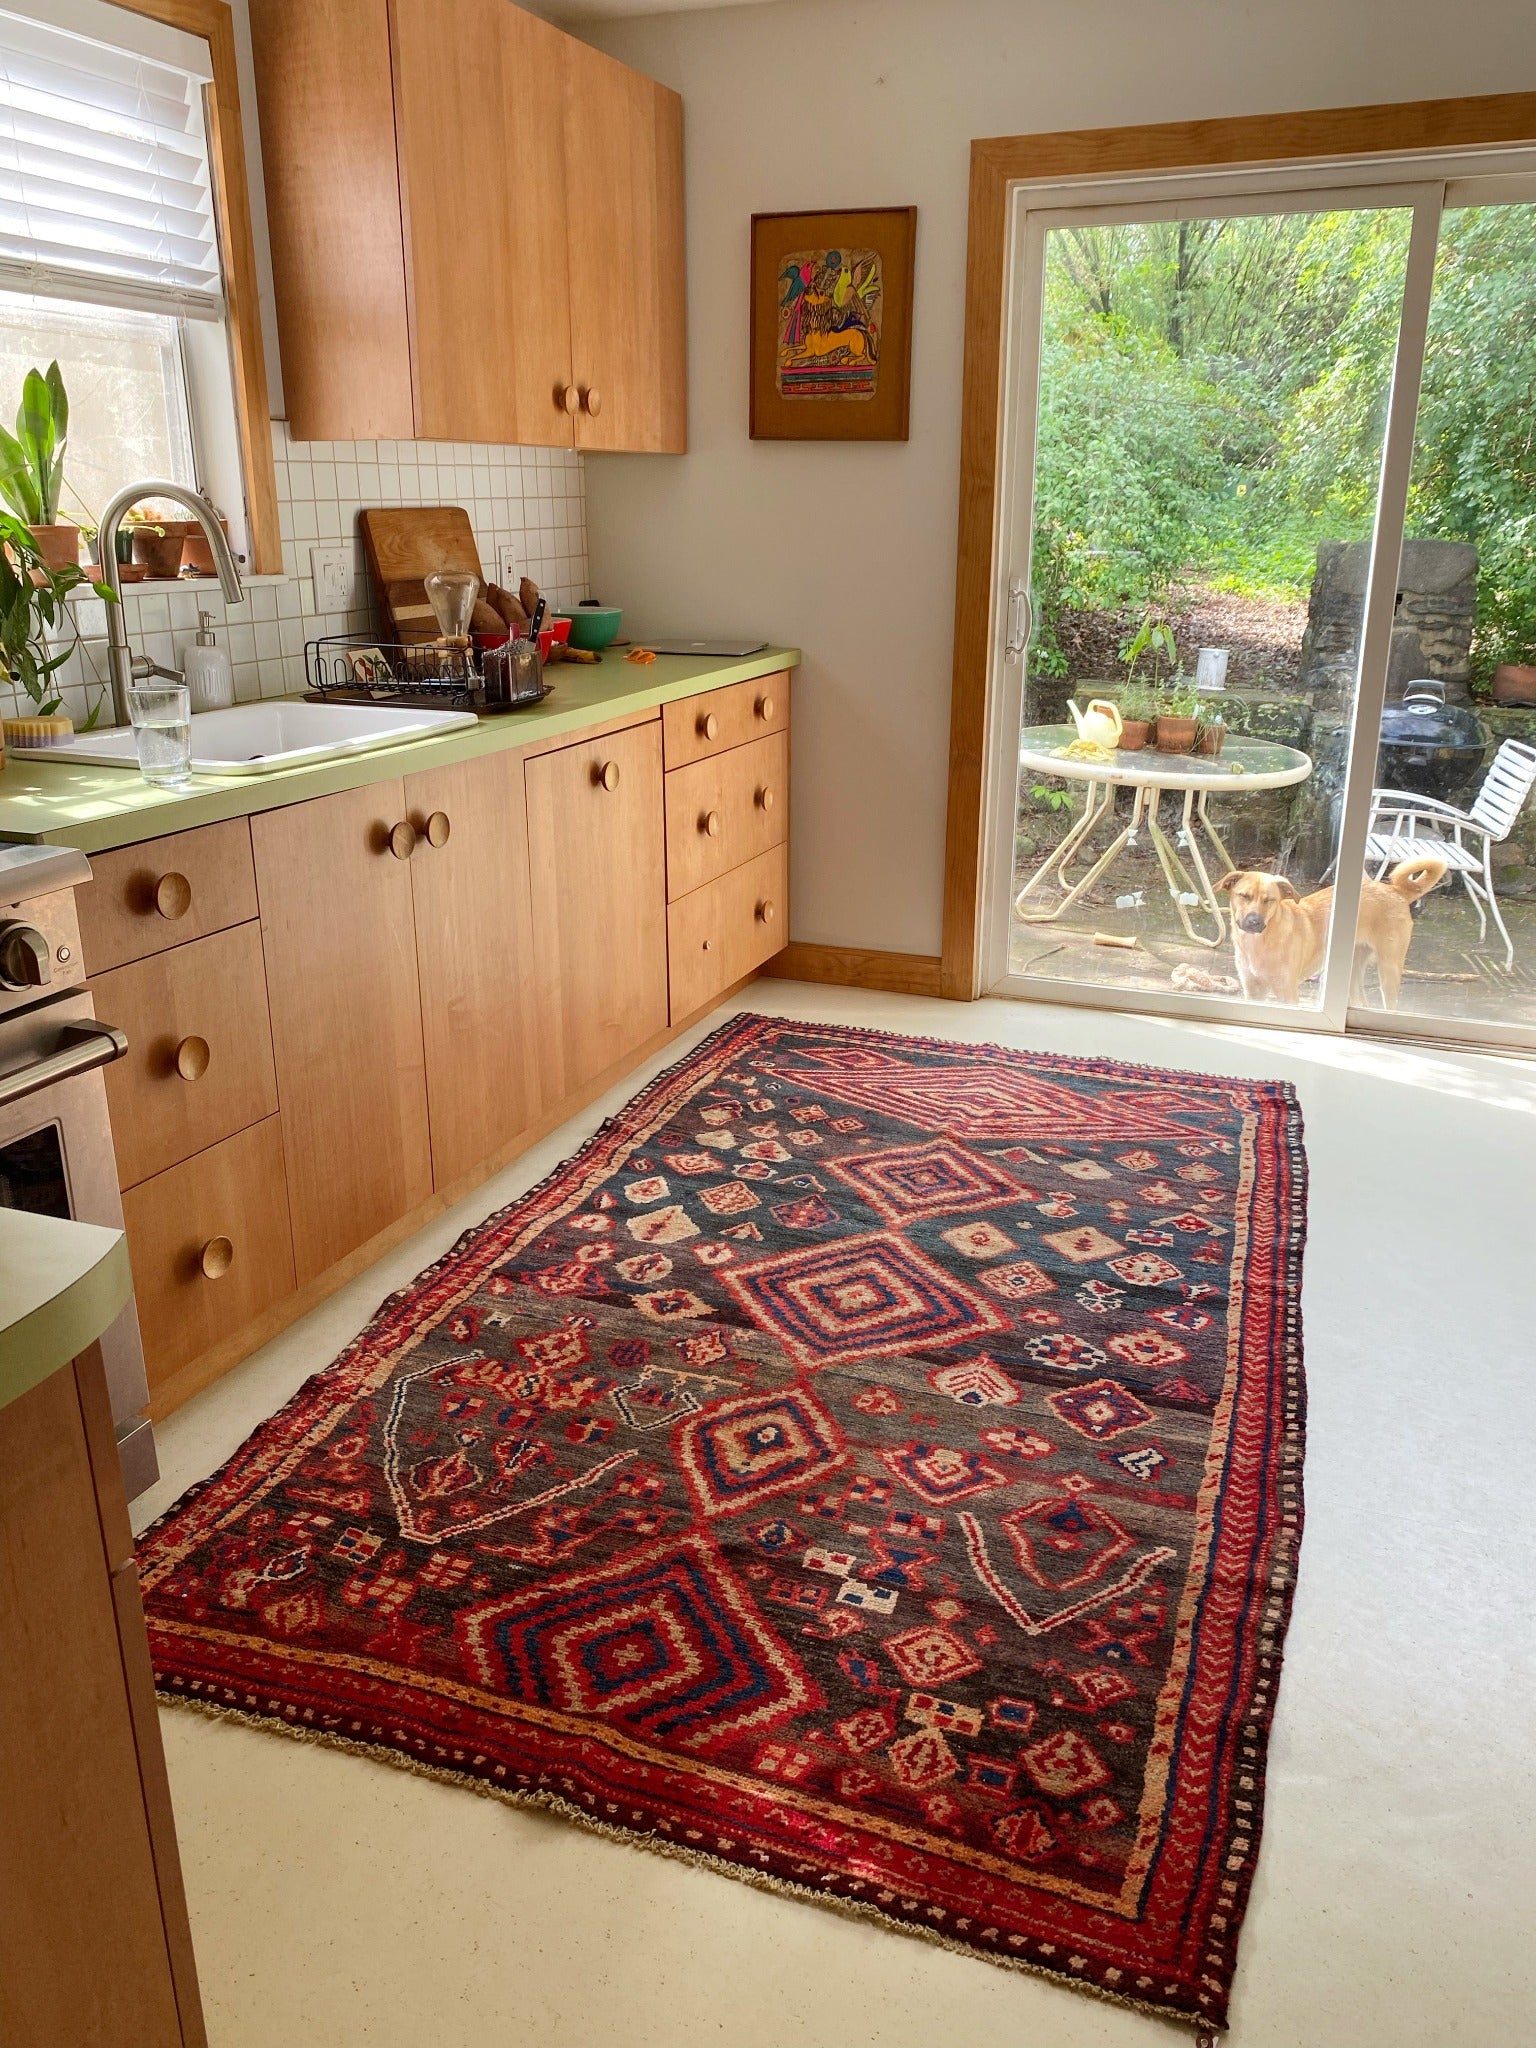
top-left (642, 633), bottom-right (769, 657)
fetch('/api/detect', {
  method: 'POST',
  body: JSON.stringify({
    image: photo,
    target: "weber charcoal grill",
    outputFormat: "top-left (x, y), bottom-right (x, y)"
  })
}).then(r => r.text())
top-left (1375, 679), bottom-right (1489, 807)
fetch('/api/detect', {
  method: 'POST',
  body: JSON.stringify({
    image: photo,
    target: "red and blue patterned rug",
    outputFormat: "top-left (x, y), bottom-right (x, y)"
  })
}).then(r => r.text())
top-left (139, 1015), bottom-right (1306, 2032)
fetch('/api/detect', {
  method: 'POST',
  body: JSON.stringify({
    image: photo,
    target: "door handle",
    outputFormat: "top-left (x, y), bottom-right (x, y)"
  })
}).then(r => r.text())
top-left (0, 1020), bottom-right (129, 1111)
top-left (1004, 579), bottom-right (1032, 664)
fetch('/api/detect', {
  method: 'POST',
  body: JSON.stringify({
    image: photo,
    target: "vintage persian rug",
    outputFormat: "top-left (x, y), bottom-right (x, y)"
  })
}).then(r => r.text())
top-left (139, 1015), bottom-right (1306, 2033)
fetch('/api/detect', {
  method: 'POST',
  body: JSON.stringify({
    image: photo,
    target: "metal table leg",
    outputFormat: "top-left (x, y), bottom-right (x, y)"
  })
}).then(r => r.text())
top-left (1013, 779), bottom-right (1114, 913)
top-left (1145, 788), bottom-right (1225, 945)
top-left (1016, 787), bottom-right (1148, 924)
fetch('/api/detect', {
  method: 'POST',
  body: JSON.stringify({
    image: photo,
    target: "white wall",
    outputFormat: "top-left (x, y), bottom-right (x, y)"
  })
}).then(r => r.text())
top-left (577, 0), bottom-right (1536, 958)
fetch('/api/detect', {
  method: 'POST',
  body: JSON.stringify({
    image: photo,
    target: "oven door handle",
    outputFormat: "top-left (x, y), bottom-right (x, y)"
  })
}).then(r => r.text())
top-left (0, 1020), bottom-right (129, 1111)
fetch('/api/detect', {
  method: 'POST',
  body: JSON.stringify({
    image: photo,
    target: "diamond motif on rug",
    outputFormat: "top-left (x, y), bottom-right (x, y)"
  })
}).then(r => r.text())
top-left (456, 1531), bottom-right (818, 1752)
top-left (723, 1231), bottom-right (1007, 1370)
top-left (826, 1138), bottom-right (1019, 1223)
top-left (675, 1384), bottom-right (845, 1518)
top-left (1047, 1378), bottom-right (1155, 1441)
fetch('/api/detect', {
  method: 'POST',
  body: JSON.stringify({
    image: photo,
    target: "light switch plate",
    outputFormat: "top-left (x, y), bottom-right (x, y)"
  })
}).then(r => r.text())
top-left (496, 543), bottom-right (519, 591)
top-left (309, 545), bottom-right (352, 612)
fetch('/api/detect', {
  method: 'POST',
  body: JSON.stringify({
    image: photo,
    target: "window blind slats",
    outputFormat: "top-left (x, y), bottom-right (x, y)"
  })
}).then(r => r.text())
top-left (0, 8), bottom-right (219, 319)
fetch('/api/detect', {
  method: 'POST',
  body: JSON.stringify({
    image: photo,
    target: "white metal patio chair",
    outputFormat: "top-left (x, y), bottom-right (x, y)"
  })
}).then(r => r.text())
top-left (1364, 738), bottom-right (1536, 969)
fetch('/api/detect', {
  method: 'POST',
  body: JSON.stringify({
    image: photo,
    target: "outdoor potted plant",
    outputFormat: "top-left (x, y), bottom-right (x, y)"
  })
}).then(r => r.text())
top-left (1154, 681), bottom-right (1201, 753)
top-left (1196, 706), bottom-right (1228, 756)
top-left (1118, 681), bottom-right (1156, 750)
top-left (0, 363), bottom-right (80, 572)
top-left (1120, 608), bottom-right (1179, 692)
top-left (0, 512), bottom-right (117, 727)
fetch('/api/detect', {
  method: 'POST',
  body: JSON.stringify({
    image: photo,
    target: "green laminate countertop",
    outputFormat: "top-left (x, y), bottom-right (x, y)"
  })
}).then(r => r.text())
top-left (0, 1212), bottom-right (131, 1414)
top-left (0, 647), bottom-right (800, 856)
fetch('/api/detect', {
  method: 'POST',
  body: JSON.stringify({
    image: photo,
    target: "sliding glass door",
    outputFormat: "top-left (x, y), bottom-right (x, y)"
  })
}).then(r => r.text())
top-left (986, 162), bottom-right (1536, 1049)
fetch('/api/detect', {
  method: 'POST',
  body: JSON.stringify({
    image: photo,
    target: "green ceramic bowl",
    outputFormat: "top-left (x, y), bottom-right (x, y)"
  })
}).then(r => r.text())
top-left (556, 606), bottom-right (623, 651)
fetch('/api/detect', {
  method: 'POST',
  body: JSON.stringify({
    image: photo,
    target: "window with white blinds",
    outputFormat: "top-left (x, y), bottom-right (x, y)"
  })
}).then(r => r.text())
top-left (0, 4), bottom-right (221, 320)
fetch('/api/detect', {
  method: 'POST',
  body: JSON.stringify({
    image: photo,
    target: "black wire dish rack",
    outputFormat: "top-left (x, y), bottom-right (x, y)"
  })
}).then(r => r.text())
top-left (304, 635), bottom-right (552, 715)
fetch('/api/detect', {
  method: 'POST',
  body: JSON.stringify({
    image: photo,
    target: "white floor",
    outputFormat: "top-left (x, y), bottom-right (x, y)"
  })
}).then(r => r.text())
top-left (133, 981), bottom-right (1536, 2048)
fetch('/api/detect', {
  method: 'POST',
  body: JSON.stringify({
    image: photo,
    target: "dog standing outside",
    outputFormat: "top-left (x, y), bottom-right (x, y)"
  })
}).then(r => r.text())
top-left (1217, 858), bottom-right (1447, 1007)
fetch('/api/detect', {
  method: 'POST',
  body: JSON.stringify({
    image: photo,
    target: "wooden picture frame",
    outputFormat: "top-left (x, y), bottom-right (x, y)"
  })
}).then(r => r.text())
top-left (750, 207), bottom-right (916, 441)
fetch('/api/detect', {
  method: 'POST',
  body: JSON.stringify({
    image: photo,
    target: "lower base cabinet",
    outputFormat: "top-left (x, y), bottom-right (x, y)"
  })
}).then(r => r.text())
top-left (667, 843), bottom-right (787, 1018)
top-left (120, 1116), bottom-right (295, 1400)
top-left (98, 677), bottom-right (789, 1413)
top-left (0, 1350), bottom-right (205, 2045)
top-left (526, 720), bottom-right (669, 1101)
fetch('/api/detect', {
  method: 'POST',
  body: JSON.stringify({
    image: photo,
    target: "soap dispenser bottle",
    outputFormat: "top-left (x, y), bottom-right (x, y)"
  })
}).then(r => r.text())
top-left (182, 610), bottom-right (233, 712)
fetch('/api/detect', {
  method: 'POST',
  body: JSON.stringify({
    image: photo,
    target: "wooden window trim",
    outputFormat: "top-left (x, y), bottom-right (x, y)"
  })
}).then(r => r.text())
top-left (941, 92), bottom-right (1536, 1001)
top-left (105, 0), bottom-right (281, 574)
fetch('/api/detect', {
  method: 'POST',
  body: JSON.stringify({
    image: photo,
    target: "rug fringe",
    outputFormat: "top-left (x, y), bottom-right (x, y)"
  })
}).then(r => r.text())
top-left (157, 1688), bottom-right (1224, 2035)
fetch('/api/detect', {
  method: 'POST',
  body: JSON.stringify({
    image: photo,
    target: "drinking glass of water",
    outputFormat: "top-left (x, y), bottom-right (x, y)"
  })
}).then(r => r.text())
top-left (127, 682), bottom-right (192, 788)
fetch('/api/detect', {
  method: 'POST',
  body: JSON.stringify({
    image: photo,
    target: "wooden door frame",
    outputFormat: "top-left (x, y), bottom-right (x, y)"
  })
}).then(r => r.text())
top-left (940, 91), bottom-right (1536, 1001)
top-left (101, 0), bottom-right (281, 573)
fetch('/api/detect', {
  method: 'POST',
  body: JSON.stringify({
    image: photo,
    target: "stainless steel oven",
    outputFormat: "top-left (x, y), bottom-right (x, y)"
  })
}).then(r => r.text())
top-left (0, 844), bottom-right (155, 1497)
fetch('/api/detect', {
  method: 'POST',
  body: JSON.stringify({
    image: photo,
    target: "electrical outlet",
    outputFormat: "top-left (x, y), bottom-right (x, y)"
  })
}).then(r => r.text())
top-left (309, 545), bottom-right (353, 612)
top-left (496, 543), bottom-right (519, 591)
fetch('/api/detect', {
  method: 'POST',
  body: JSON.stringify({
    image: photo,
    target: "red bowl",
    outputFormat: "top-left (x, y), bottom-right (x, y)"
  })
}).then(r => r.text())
top-left (539, 617), bottom-right (572, 660)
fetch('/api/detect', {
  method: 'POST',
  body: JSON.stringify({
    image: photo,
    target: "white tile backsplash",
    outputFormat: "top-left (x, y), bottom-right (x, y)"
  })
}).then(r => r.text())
top-left (14, 419), bottom-right (589, 727)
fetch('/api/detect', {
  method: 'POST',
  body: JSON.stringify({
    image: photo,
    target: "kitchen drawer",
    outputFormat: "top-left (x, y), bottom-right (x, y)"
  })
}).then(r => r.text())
top-left (95, 921), bottom-right (278, 1190)
top-left (661, 672), bottom-right (788, 769)
top-left (78, 819), bottom-right (258, 974)
top-left (664, 730), bottom-right (787, 901)
top-left (121, 1115), bottom-right (295, 1400)
top-left (668, 844), bottom-right (787, 1020)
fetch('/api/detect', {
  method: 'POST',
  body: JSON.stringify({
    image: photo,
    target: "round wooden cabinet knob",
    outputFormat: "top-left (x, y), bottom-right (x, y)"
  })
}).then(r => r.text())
top-left (155, 871), bottom-right (192, 920)
top-left (175, 1035), bottom-right (210, 1082)
top-left (756, 695), bottom-right (775, 722)
top-left (425, 810), bottom-right (451, 848)
top-left (200, 1235), bottom-right (234, 1280)
top-left (389, 819), bottom-right (417, 860)
top-left (598, 761), bottom-right (621, 791)
top-left (560, 382), bottom-right (580, 415)
top-left (698, 712), bottom-right (719, 741)
top-left (755, 786), bottom-right (775, 812)
top-left (701, 938), bottom-right (713, 953)
top-left (583, 387), bottom-right (602, 417)
top-left (702, 810), bottom-right (721, 838)
top-left (756, 899), bottom-right (777, 924)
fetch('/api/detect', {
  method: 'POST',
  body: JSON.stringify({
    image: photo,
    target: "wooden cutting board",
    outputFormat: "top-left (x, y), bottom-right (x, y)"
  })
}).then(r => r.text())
top-left (359, 507), bottom-right (485, 643)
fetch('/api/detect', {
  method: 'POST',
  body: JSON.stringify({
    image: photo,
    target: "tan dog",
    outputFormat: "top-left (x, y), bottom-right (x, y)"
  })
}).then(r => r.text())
top-left (1217, 858), bottom-right (1447, 1007)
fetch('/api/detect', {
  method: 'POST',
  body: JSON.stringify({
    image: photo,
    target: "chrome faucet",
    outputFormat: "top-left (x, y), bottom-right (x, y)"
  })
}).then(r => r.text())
top-left (96, 481), bottom-right (244, 726)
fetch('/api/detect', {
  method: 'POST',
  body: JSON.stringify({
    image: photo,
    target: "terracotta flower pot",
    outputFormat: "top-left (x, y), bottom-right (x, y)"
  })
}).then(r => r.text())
top-left (1492, 663), bottom-right (1536, 707)
top-left (1197, 720), bottom-right (1227, 756)
top-left (1155, 715), bottom-right (1198, 753)
top-left (28, 523), bottom-right (80, 573)
top-left (180, 518), bottom-right (231, 577)
top-left (130, 521), bottom-right (194, 579)
top-left (1119, 719), bottom-right (1151, 751)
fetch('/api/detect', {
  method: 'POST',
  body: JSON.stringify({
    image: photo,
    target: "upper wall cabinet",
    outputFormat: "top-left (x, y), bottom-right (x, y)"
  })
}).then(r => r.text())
top-left (250, 0), bottom-right (686, 452)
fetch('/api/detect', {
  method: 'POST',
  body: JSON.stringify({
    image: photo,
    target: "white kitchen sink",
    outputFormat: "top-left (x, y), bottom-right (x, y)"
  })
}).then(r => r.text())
top-left (14, 700), bottom-right (478, 776)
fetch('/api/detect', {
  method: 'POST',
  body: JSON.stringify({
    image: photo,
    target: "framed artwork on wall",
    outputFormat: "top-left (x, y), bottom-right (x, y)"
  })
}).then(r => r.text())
top-left (750, 206), bottom-right (917, 440)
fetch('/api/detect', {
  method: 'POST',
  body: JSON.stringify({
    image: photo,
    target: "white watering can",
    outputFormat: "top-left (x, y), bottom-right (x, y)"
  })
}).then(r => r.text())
top-left (1067, 698), bottom-right (1124, 749)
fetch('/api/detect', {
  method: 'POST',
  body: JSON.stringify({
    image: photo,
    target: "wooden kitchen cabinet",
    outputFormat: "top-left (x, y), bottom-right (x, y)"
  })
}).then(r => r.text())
top-left (526, 720), bottom-right (669, 1100)
top-left (563, 38), bottom-right (687, 453)
top-left (252, 780), bottom-right (432, 1285)
top-left (250, 0), bottom-right (685, 450)
top-left (404, 751), bottom-right (542, 1187)
top-left (0, 1349), bottom-right (205, 2046)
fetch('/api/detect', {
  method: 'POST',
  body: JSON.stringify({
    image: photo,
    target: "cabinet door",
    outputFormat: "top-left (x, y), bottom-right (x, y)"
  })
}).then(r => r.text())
top-left (563, 39), bottom-right (686, 454)
top-left (404, 752), bottom-right (541, 1187)
top-left (389, 0), bottom-right (574, 447)
top-left (526, 721), bottom-right (669, 1101)
top-left (252, 782), bottom-right (432, 1287)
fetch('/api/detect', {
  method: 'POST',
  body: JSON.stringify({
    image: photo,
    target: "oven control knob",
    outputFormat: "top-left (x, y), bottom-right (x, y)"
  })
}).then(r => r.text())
top-left (0, 921), bottom-right (51, 991)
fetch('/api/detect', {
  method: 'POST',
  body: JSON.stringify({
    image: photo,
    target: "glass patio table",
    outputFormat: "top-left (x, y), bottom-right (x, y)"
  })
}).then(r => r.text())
top-left (1015, 724), bottom-right (1313, 946)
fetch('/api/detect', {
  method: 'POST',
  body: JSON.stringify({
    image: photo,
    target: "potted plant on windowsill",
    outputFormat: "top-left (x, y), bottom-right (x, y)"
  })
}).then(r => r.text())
top-left (0, 512), bottom-right (118, 729)
top-left (1154, 681), bottom-right (1201, 753)
top-left (0, 362), bottom-right (80, 573)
